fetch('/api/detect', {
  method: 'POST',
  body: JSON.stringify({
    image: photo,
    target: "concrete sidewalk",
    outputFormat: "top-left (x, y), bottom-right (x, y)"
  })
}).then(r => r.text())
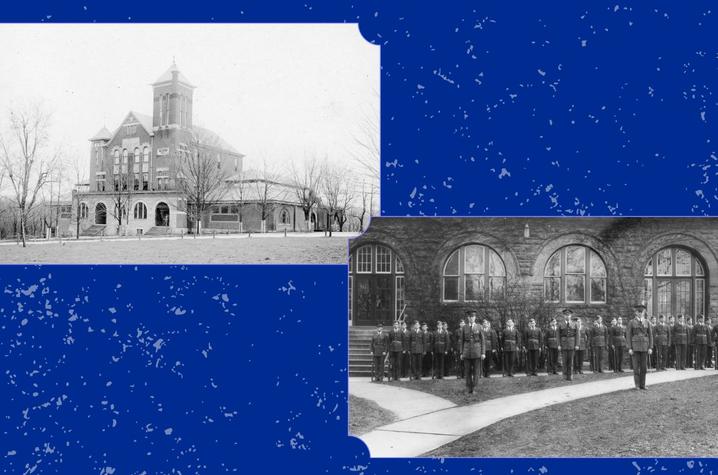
top-left (349, 378), bottom-right (456, 421)
top-left (355, 368), bottom-right (718, 458)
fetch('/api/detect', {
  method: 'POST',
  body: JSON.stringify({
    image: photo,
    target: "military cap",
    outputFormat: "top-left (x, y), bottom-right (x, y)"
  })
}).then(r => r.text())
top-left (562, 308), bottom-right (573, 315)
top-left (528, 318), bottom-right (535, 323)
top-left (376, 322), bottom-right (384, 327)
top-left (633, 304), bottom-right (646, 311)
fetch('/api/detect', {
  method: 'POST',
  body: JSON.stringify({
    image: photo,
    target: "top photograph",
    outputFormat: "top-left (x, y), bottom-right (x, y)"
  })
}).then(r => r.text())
top-left (0, 23), bottom-right (379, 264)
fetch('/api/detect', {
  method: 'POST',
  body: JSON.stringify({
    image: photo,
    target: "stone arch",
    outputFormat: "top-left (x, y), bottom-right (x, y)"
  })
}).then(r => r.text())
top-left (155, 202), bottom-right (170, 226)
top-left (133, 201), bottom-right (148, 220)
top-left (95, 202), bottom-right (107, 225)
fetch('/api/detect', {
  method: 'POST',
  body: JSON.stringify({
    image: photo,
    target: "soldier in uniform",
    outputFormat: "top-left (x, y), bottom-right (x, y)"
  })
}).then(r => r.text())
top-left (626, 304), bottom-right (653, 390)
top-left (589, 315), bottom-right (608, 373)
top-left (653, 315), bottom-right (671, 371)
top-left (705, 317), bottom-right (714, 369)
top-left (370, 322), bottom-right (389, 382)
top-left (400, 320), bottom-right (410, 378)
top-left (455, 318), bottom-right (466, 378)
top-left (481, 319), bottom-right (497, 378)
top-left (686, 317), bottom-right (695, 368)
top-left (667, 315), bottom-right (676, 369)
top-left (460, 311), bottom-right (485, 393)
top-left (433, 320), bottom-right (450, 378)
top-left (388, 320), bottom-right (405, 381)
top-left (523, 318), bottom-right (542, 376)
top-left (558, 309), bottom-right (580, 381)
top-left (544, 318), bottom-right (560, 375)
top-left (693, 315), bottom-right (709, 370)
top-left (672, 315), bottom-right (688, 370)
top-left (648, 315), bottom-right (658, 369)
top-left (612, 317), bottom-right (627, 372)
top-left (421, 322), bottom-right (432, 377)
top-left (408, 320), bottom-right (425, 380)
top-left (501, 319), bottom-right (521, 377)
top-left (607, 317), bottom-right (617, 371)
top-left (574, 317), bottom-right (588, 374)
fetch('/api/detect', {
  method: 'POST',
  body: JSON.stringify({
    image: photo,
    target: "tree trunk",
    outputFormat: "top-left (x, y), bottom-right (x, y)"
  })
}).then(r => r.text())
top-left (20, 211), bottom-right (27, 248)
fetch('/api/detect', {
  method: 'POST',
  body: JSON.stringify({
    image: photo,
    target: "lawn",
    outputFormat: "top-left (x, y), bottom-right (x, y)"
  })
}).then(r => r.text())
top-left (348, 395), bottom-right (398, 436)
top-left (425, 374), bottom-right (718, 458)
top-left (0, 234), bottom-right (351, 264)
top-left (390, 371), bottom-right (625, 406)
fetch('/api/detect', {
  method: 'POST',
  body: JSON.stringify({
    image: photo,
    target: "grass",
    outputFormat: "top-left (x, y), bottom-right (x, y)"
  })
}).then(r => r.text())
top-left (425, 374), bottom-right (718, 458)
top-left (348, 395), bottom-right (398, 436)
top-left (0, 234), bottom-right (350, 264)
top-left (390, 370), bottom-right (625, 406)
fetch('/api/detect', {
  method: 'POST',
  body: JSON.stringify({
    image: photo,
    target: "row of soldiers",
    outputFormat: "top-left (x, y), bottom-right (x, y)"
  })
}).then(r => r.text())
top-left (369, 307), bottom-right (718, 390)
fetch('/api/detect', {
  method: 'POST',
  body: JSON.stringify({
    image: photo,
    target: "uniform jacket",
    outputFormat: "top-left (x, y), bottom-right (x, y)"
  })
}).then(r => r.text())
top-left (544, 326), bottom-right (560, 348)
top-left (589, 324), bottom-right (608, 347)
top-left (653, 323), bottom-right (671, 346)
top-left (712, 324), bottom-right (718, 345)
top-left (501, 327), bottom-right (521, 352)
top-left (452, 327), bottom-right (464, 351)
top-left (423, 330), bottom-right (434, 352)
top-left (482, 327), bottom-right (498, 352)
top-left (388, 329), bottom-right (405, 352)
top-left (626, 318), bottom-right (653, 352)
top-left (686, 325), bottom-right (695, 345)
top-left (576, 325), bottom-right (589, 350)
top-left (523, 327), bottom-right (543, 350)
top-left (558, 319), bottom-right (579, 348)
top-left (693, 323), bottom-right (710, 345)
top-left (408, 329), bottom-right (426, 354)
top-left (611, 325), bottom-right (627, 347)
top-left (433, 330), bottom-right (450, 353)
top-left (370, 332), bottom-right (388, 355)
top-left (672, 323), bottom-right (689, 345)
top-left (460, 322), bottom-right (485, 359)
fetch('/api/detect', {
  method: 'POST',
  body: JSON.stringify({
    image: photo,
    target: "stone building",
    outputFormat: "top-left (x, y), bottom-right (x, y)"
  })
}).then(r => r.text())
top-left (348, 217), bottom-right (718, 328)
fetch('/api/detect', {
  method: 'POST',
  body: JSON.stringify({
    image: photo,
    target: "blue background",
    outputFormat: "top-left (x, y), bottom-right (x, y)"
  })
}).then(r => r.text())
top-left (3, 1), bottom-right (718, 474)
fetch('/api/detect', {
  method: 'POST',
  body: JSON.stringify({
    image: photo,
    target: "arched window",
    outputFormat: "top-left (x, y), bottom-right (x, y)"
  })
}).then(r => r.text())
top-left (643, 247), bottom-right (706, 318)
top-left (280, 209), bottom-right (289, 224)
top-left (134, 147), bottom-right (140, 163)
top-left (113, 149), bottom-right (120, 165)
top-left (122, 149), bottom-right (128, 164)
top-left (133, 202), bottom-right (147, 220)
top-left (143, 146), bottom-right (150, 163)
top-left (442, 244), bottom-right (506, 302)
top-left (544, 245), bottom-right (607, 304)
top-left (79, 202), bottom-right (89, 219)
top-left (349, 244), bottom-right (405, 325)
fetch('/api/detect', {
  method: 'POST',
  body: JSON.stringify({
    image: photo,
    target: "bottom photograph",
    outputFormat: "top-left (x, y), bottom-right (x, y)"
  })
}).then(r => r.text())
top-left (347, 217), bottom-right (718, 458)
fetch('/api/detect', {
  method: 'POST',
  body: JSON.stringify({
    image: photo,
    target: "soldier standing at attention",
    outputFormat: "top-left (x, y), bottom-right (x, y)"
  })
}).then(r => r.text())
top-left (705, 317), bottom-right (714, 369)
top-left (442, 321), bottom-right (454, 378)
top-left (589, 315), bottom-right (608, 373)
top-left (574, 317), bottom-right (588, 374)
top-left (501, 319), bottom-right (521, 377)
top-left (388, 320), bottom-right (405, 381)
top-left (653, 315), bottom-right (671, 371)
top-left (408, 320), bottom-right (425, 380)
top-left (626, 304), bottom-right (653, 390)
top-left (607, 317), bottom-right (617, 371)
top-left (370, 322), bottom-right (389, 382)
top-left (544, 318), bottom-right (560, 375)
top-left (400, 320), bottom-right (410, 378)
top-left (480, 319), bottom-right (494, 378)
top-left (692, 315), bottom-right (709, 370)
top-left (421, 322), bottom-right (432, 377)
top-left (460, 311), bottom-right (485, 393)
top-left (672, 315), bottom-right (688, 370)
top-left (433, 321), bottom-right (449, 378)
top-left (686, 317), bottom-right (695, 368)
top-left (612, 317), bottom-right (627, 372)
top-left (558, 309), bottom-right (580, 381)
top-left (667, 315), bottom-right (676, 368)
top-left (648, 315), bottom-right (658, 369)
top-left (455, 319), bottom-right (466, 378)
top-left (523, 318), bottom-right (542, 376)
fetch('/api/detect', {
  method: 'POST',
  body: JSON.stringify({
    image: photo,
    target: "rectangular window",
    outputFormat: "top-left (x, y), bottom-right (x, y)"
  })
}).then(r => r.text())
top-left (357, 246), bottom-right (372, 273)
top-left (544, 277), bottom-right (561, 302)
top-left (565, 275), bottom-right (585, 303)
top-left (142, 174), bottom-right (148, 191)
top-left (656, 249), bottom-right (672, 276)
top-left (657, 280), bottom-right (671, 316)
top-left (465, 274), bottom-right (484, 301)
top-left (696, 278), bottom-right (705, 316)
top-left (590, 278), bottom-right (606, 303)
top-left (348, 275), bottom-right (352, 322)
top-left (675, 280), bottom-right (691, 316)
top-left (489, 276), bottom-right (505, 299)
top-left (464, 245), bottom-right (484, 273)
top-left (643, 278), bottom-right (653, 317)
top-left (376, 247), bottom-right (391, 274)
top-left (675, 249), bottom-right (691, 276)
top-left (443, 276), bottom-right (459, 301)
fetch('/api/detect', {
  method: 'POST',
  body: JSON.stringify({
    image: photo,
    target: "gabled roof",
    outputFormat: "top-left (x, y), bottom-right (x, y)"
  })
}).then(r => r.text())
top-left (104, 111), bottom-right (154, 145)
top-left (223, 178), bottom-right (302, 204)
top-left (192, 125), bottom-right (241, 155)
top-left (89, 126), bottom-right (112, 142)
top-left (152, 61), bottom-right (195, 88)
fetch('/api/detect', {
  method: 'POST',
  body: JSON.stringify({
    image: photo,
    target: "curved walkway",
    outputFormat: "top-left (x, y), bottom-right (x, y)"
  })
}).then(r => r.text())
top-left (349, 377), bottom-right (455, 420)
top-left (353, 368), bottom-right (718, 458)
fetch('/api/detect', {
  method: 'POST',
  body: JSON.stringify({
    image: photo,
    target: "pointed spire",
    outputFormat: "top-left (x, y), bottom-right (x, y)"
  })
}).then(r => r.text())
top-left (152, 60), bottom-right (195, 88)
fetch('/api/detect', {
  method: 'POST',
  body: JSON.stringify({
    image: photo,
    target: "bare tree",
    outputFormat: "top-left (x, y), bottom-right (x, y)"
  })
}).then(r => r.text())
top-left (0, 103), bottom-right (60, 247)
top-left (356, 178), bottom-right (376, 231)
top-left (70, 152), bottom-right (88, 239)
top-left (106, 167), bottom-right (133, 235)
top-left (320, 163), bottom-right (355, 236)
top-left (288, 155), bottom-right (322, 232)
top-left (252, 159), bottom-right (279, 233)
top-left (349, 90), bottom-right (380, 182)
top-left (177, 130), bottom-right (232, 234)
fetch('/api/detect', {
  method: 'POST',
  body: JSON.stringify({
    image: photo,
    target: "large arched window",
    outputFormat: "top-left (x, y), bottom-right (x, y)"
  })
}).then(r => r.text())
top-left (133, 202), bottom-right (147, 220)
top-left (349, 244), bottom-right (405, 325)
top-left (544, 245), bottom-right (607, 304)
top-left (643, 247), bottom-right (706, 318)
top-left (442, 244), bottom-right (506, 302)
top-left (79, 202), bottom-right (89, 219)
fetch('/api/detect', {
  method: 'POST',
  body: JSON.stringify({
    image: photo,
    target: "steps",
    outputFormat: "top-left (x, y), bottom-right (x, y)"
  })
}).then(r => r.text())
top-left (82, 224), bottom-right (106, 236)
top-left (349, 326), bottom-right (386, 377)
top-left (145, 226), bottom-right (171, 236)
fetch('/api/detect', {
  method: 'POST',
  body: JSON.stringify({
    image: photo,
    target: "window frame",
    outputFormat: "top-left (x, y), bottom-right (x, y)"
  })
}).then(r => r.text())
top-left (543, 245), bottom-right (607, 305)
top-left (442, 244), bottom-right (506, 303)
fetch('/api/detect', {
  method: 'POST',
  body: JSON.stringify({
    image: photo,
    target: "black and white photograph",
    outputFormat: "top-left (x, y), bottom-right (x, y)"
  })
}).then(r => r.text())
top-left (348, 217), bottom-right (718, 458)
top-left (0, 24), bottom-right (379, 264)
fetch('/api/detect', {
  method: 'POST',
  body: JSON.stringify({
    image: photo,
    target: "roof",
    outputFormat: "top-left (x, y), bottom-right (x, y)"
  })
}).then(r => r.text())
top-left (131, 111), bottom-right (153, 135)
top-left (192, 125), bottom-right (241, 155)
top-left (152, 61), bottom-right (195, 88)
top-left (89, 126), bottom-right (112, 141)
top-left (222, 177), bottom-right (302, 204)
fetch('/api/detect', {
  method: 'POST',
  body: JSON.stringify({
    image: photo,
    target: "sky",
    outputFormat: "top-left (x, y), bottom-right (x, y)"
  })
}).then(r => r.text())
top-left (0, 23), bottom-right (379, 185)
